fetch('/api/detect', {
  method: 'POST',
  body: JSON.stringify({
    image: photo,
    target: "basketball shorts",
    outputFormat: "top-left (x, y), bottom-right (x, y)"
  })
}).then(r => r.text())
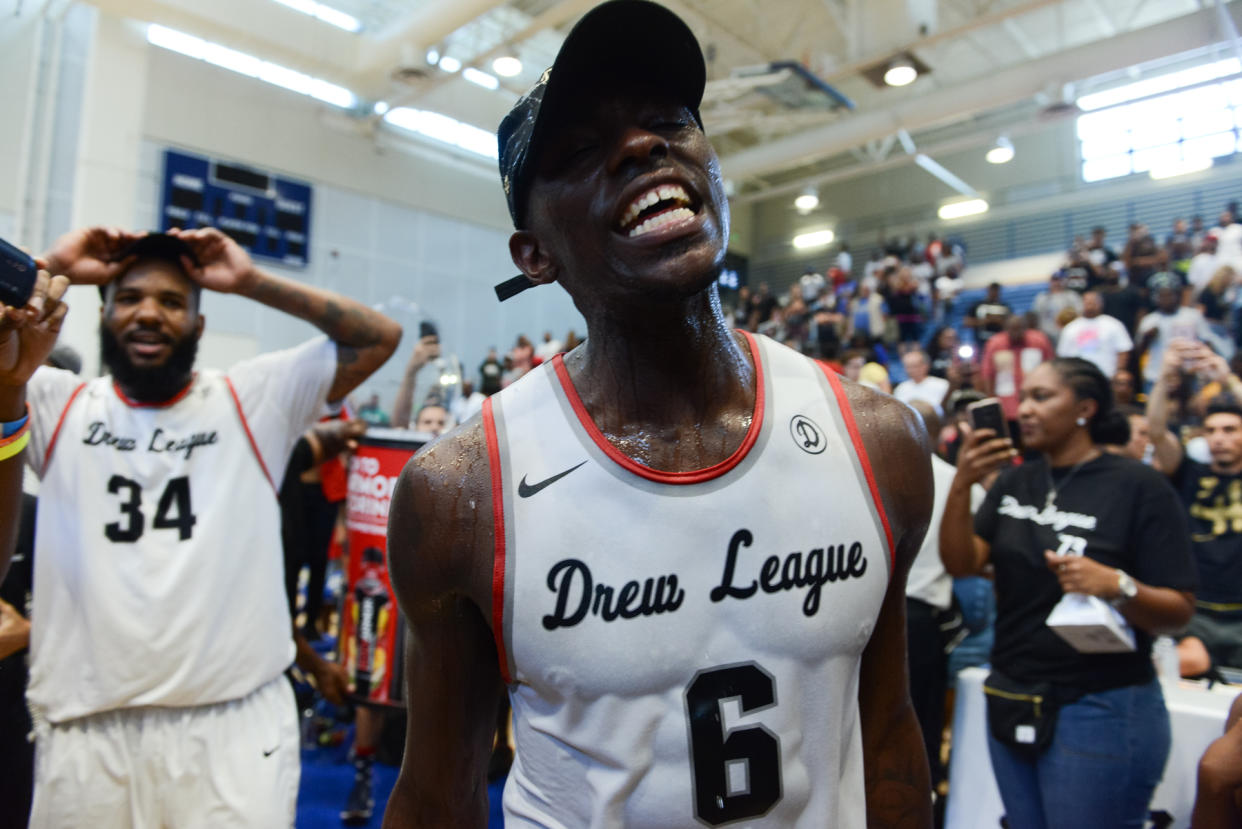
top-left (28, 675), bottom-right (299, 829)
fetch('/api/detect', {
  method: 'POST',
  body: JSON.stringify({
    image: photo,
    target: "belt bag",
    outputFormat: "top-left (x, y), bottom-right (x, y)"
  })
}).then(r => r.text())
top-left (983, 671), bottom-right (1064, 760)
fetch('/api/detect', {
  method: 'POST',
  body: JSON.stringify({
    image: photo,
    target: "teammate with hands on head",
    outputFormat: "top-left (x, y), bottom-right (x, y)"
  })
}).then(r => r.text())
top-left (1, 223), bottom-right (400, 828)
top-left (383, 2), bottom-right (932, 827)
top-left (941, 357), bottom-right (1195, 828)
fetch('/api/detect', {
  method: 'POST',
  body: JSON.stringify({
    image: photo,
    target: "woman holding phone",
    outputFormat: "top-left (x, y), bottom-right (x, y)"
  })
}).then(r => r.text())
top-left (940, 357), bottom-right (1197, 828)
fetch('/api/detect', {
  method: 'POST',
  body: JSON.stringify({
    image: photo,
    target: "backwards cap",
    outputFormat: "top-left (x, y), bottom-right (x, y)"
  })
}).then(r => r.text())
top-left (494, 0), bottom-right (706, 301)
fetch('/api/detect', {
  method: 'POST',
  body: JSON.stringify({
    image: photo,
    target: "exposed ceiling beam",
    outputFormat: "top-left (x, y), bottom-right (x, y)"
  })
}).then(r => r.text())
top-left (720, 4), bottom-right (1239, 183)
top-left (350, 0), bottom-right (511, 89)
top-left (1082, 0), bottom-right (1118, 37)
top-left (820, 0), bottom-right (1064, 83)
top-left (1002, 18), bottom-right (1041, 59)
top-left (731, 104), bottom-right (1078, 205)
top-left (385, 0), bottom-right (600, 109)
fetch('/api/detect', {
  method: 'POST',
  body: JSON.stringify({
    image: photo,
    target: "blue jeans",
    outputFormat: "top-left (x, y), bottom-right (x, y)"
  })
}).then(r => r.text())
top-left (986, 678), bottom-right (1170, 829)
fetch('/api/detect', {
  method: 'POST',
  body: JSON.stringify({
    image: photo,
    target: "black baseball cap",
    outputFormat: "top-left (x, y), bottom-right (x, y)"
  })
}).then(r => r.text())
top-left (494, 0), bottom-right (707, 302)
top-left (102, 232), bottom-right (200, 301)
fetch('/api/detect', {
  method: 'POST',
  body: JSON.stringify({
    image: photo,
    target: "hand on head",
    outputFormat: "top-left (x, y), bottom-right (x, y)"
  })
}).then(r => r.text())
top-left (166, 227), bottom-right (256, 294)
top-left (42, 226), bottom-right (142, 285)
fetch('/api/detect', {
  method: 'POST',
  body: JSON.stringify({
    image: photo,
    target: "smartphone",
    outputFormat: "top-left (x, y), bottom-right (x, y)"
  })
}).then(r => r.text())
top-left (418, 320), bottom-right (438, 340)
top-left (0, 236), bottom-right (37, 308)
top-left (968, 397), bottom-right (1010, 441)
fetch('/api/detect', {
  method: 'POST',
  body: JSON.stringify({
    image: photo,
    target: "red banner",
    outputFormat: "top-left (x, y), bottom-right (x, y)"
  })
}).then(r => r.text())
top-left (340, 430), bottom-right (424, 706)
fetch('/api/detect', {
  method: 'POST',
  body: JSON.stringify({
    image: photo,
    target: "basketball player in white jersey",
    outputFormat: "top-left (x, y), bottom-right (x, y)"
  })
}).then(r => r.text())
top-left (0, 225), bottom-right (401, 827)
top-left (382, 2), bottom-right (933, 827)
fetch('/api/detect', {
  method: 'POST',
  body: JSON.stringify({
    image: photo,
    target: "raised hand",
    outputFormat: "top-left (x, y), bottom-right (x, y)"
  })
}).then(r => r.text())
top-left (0, 268), bottom-right (71, 391)
top-left (169, 228), bottom-right (257, 295)
top-left (42, 227), bottom-right (142, 286)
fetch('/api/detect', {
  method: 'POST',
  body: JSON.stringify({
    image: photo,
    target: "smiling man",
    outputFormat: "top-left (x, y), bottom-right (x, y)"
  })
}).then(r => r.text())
top-left (383, 2), bottom-right (932, 828)
top-left (0, 226), bottom-right (400, 827)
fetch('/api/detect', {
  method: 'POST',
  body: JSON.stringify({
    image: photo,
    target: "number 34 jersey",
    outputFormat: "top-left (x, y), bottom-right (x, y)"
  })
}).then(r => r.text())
top-left (25, 370), bottom-right (297, 724)
top-left (484, 333), bottom-right (894, 829)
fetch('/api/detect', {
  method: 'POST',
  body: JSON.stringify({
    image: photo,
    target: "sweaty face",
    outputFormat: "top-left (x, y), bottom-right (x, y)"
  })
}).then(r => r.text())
top-left (1205, 413), bottom-right (1242, 471)
top-left (1017, 363), bottom-right (1090, 453)
top-left (520, 86), bottom-right (729, 306)
top-left (100, 261), bottom-right (202, 401)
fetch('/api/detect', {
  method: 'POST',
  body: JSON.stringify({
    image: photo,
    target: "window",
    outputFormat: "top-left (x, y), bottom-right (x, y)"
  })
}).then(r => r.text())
top-left (1077, 58), bottom-right (1242, 183)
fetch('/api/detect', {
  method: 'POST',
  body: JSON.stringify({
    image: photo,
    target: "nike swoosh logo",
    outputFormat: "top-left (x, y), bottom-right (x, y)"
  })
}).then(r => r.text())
top-left (518, 461), bottom-right (587, 498)
top-left (263, 747), bottom-right (278, 757)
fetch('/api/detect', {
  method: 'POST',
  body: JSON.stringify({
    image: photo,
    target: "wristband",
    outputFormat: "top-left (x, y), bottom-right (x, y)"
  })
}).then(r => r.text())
top-left (0, 429), bottom-right (29, 462)
top-left (1, 404), bottom-right (30, 438)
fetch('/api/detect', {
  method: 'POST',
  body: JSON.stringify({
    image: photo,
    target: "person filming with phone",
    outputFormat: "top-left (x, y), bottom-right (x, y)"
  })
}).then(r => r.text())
top-left (940, 358), bottom-right (1196, 828)
top-left (1147, 338), bottom-right (1242, 677)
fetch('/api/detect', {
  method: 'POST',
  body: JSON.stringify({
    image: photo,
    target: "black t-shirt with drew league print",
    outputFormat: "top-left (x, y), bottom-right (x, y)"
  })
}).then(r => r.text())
top-left (1172, 459), bottom-right (1242, 606)
top-left (975, 453), bottom-right (1197, 692)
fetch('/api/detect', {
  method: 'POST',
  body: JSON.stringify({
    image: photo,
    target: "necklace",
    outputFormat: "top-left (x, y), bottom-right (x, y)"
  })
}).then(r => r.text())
top-left (1044, 451), bottom-right (1099, 510)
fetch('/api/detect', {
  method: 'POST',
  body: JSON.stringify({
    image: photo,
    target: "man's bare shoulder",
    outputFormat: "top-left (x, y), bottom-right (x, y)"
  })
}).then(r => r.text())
top-left (833, 375), bottom-right (933, 557)
top-left (837, 376), bottom-right (928, 457)
top-left (388, 419), bottom-right (494, 606)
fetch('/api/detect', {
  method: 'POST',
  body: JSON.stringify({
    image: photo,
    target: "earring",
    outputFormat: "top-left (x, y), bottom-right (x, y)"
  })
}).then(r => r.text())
top-left (1076, 417), bottom-right (1087, 426)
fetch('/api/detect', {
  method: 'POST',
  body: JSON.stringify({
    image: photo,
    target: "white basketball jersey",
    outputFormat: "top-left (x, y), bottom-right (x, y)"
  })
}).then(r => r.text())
top-left (485, 333), bottom-right (893, 828)
top-left (28, 373), bottom-right (294, 723)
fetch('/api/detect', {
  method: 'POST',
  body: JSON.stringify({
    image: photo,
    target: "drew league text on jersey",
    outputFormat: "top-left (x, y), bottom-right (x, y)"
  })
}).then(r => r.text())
top-left (542, 528), bottom-right (870, 630)
top-left (82, 421), bottom-right (220, 461)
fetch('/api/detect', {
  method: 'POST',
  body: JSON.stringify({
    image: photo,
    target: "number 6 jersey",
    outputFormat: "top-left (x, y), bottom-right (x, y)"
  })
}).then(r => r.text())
top-left (23, 339), bottom-right (336, 724)
top-left (484, 333), bottom-right (893, 828)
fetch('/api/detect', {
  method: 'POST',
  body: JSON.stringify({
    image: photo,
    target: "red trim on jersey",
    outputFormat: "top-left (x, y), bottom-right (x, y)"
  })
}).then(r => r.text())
top-left (111, 375), bottom-right (196, 409)
top-left (550, 330), bottom-right (765, 485)
top-left (482, 398), bottom-right (512, 685)
top-left (42, 382), bottom-right (87, 476)
top-left (223, 377), bottom-right (276, 493)
top-left (818, 364), bottom-right (897, 574)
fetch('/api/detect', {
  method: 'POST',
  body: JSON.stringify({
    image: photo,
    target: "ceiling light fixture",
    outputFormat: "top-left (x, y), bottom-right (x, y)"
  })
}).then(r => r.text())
top-left (426, 49), bottom-right (440, 65)
top-left (793, 229), bottom-right (835, 249)
top-left (938, 198), bottom-right (989, 220)
top-left (986, 136), bottom-right (1014, 164)
top-left (794, 187), bottom-right (819, 213)
top-left (463, 67), bottom-right (498, 90)
top-left (492, 56), bottom-right (523, 77)
top-left (884, 57), bottom-right (917, 87)
top-left (438, 55), bottom-right (461, 73)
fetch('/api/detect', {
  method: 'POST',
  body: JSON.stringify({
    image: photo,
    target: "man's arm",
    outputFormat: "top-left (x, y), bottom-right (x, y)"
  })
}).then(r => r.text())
top-left (0, 269), bottom-right (70, 578)
top-left (844, 385), bottom-right (933, 829)
top-left (172, 228), bottom-right (402, 402)
top-left (391, 335), bottom-right (442, 429)
top-left (383, 424), bottom-right (501, 828)
top-left (1145, 341), bottom-right (1188, 475)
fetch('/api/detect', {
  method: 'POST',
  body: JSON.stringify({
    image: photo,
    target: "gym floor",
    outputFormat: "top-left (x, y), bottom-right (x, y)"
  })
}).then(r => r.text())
top-left (296, 741), bottom-right (508, 828)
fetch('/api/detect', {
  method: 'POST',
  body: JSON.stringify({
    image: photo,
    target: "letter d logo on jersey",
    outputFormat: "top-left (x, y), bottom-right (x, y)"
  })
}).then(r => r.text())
top-left (789, 415), bottom-right (825, 455)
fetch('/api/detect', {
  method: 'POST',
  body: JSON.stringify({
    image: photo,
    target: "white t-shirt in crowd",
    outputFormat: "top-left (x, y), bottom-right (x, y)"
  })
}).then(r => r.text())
top-left (1136, 307), bottom-right (1213, 382)
top-left (1217, 223), bottom-right (1242, 272)
top-left (1188, 252), bottom-right (1219, 292)
top-left (894, 375), bottom-right (950, 415)
top-left (1056, 314), bottom-right (1134, 379)
top-left (906, 454), bottom-right (955, 610)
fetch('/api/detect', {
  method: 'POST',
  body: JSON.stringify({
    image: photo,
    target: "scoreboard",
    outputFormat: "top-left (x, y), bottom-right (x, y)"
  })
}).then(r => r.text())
top-left (159, 149), bottom-right (313, 268)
